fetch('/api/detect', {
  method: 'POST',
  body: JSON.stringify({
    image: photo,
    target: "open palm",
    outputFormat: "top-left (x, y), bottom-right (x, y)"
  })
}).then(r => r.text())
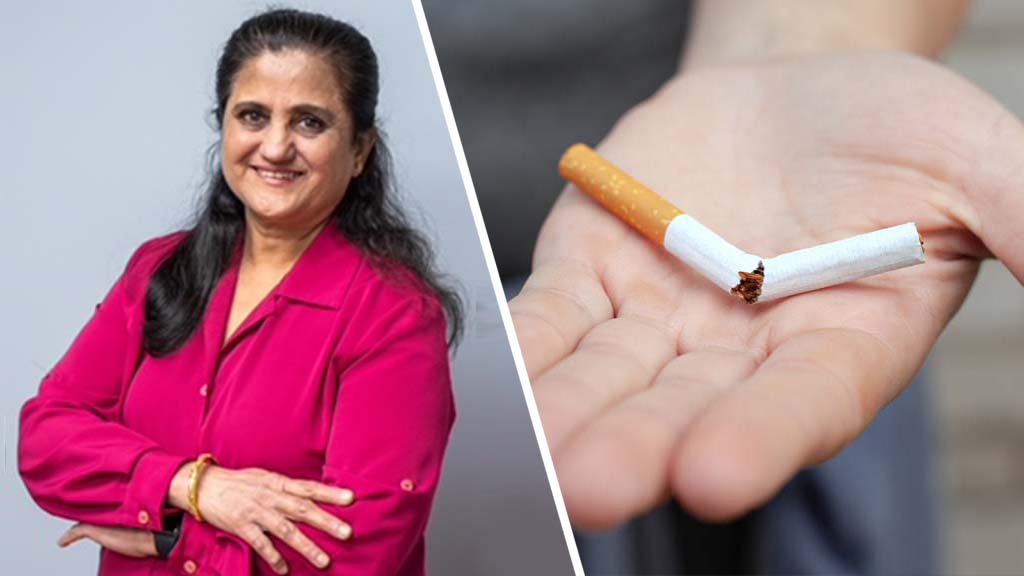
top-left (511, 51), bottom-right (1024, 529)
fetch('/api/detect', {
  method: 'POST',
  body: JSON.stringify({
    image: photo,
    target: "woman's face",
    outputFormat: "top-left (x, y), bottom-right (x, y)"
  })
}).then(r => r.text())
top-left (221, 49), bottom-right (372, 234)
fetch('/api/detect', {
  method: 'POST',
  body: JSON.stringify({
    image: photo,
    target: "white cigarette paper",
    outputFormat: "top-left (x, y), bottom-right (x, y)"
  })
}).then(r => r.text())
top-left (559, 144), bottom-right (927, 304)
top-left (664, 215), bottom-right (925, 303)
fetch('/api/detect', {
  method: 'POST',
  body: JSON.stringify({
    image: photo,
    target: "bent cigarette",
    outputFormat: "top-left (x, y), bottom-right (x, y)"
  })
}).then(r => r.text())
top-left (558, 144), bottom-right (925, 303)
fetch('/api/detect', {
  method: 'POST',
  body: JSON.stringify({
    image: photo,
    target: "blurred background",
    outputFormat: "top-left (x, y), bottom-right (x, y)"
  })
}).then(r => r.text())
top-left (934, 1), bottom-right (1024, 572)
top-left (426, 0), bottom-right (1024, 573)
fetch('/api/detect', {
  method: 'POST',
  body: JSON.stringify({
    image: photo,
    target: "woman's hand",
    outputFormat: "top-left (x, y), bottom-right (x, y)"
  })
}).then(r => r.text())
top-left (169, 463), bottom-right (355, 574)
top-left (57, 523), bottom-right (158, 557)
top-left (513, 51), bottom-right (1024, 530)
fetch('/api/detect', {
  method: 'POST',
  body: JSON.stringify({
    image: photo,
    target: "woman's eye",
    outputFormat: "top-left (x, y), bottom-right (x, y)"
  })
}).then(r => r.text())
top-left (239, 110), bottom-right (266, 125)
top-left (298, 115), bottom-right (326, 132)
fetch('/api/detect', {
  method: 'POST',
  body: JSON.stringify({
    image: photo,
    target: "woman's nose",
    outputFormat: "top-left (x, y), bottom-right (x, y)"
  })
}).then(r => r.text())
top-left (259, 120), bottom-right (296, 163)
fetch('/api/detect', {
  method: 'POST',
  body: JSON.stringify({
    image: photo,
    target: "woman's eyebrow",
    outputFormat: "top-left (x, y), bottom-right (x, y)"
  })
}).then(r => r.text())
top-left (230, 100), bottom-right (269, 114)
top-left (229, 101), bottom-right (338, 124)
top-left (230, 100), bottom-right (266, 110)
top-left (291, 104), bottom-right (337, 123)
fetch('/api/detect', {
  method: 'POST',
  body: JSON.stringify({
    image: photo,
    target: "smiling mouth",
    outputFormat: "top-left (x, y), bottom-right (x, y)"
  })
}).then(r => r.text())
top-left (253, 166), bottom-right (306, 182)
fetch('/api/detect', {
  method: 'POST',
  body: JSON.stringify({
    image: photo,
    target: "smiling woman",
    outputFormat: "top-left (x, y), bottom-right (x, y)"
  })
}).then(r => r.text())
top-left (18, 8), bottom-right (463, 576)
top-left (222, 50), bottom-right (369, 236)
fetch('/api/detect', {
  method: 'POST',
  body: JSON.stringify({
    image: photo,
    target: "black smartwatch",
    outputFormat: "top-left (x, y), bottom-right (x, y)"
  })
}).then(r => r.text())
top-left (153, 514), bottom-right (183, 559)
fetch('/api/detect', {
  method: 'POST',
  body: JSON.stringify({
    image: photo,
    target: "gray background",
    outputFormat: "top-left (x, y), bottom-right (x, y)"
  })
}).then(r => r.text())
top-left (0, 1), bottom-right (572, 574)
top-left (932, 1), bottom-right (1024, 572)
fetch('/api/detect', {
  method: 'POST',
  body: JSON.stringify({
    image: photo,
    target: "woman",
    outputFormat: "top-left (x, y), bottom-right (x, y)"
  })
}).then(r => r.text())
top-left (19, 8), bottom-right (462, 575)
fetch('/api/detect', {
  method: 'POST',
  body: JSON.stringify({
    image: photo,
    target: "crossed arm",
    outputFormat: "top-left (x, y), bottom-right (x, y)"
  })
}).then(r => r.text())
top-left (20, 239), bottom-right (453, 575)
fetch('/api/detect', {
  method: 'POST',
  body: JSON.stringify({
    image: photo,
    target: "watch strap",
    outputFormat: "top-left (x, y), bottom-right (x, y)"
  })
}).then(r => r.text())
top-left (154, 514), bottom-right (183, 559)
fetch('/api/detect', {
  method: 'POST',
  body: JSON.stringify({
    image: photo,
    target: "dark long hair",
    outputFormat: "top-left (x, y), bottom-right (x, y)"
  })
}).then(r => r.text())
top-left (144, 8), bottom-right (463, 356)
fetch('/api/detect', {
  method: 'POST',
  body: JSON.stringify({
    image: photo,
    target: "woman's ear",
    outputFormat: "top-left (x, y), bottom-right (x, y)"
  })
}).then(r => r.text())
top-left (353, 129), bottom-right (378, 177)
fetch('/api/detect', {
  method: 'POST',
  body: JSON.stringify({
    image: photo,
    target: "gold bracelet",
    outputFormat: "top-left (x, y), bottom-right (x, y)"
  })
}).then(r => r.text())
top-left (187, 453), bottom-right (215, 523)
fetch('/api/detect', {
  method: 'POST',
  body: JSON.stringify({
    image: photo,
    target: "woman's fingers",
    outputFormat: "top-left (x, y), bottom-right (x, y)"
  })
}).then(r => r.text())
top-left (279, 492), bottom-right (353, 541)
top-left (215, 468), bottom-right (356, 569)
top-left (240, 523), bottom-right (290, 575)
top-left (57, 523), bottom-right (157, 557)
top-left (256, 509), bottom-right (331, 571)
top-left (282, 477), bottom-right (354, 507)
top-left (57, 523), bottom-right (87, 547)
top-left (557, 347), bottom-right (761, 530)
top-left (671, 327), bottom-right (900, 522)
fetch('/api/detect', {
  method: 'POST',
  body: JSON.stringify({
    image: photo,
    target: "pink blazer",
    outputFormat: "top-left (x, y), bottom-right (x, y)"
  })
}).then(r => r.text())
top-left (19, 225), bottom-right (455, 575)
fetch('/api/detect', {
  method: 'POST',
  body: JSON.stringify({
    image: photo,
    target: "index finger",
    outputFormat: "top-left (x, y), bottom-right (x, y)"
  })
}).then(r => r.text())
top-left (283, 478), bottom-right (354, 507)
top-left (279, 493), bottom-right (353, 541)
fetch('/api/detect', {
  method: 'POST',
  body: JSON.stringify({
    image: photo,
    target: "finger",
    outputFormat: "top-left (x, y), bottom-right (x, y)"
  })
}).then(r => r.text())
top-left (76, 525), bottom-right (157, 558)
top-left (532, 315), bottom-right (677, 453)
top-left (240, 523), bottom-right (289, 575)
top-left (279, 493), bottom-right (352, 541)
top-left (141, 532), bottom-right (158, 557)
top-left (556, 347), bottom-right (761, 529)
top-left (282, 478), bottom-right (354, 508)
top-left (509, 260), bottom-right (613, 379)
top-left (967, 109), bottom-right (1024, 285)
top-left (57, 524), bottom-right (88, 547)
top-left (258, 510), bottom-right (331, 570)
top-left (671, 327), bottom-right (901, 522)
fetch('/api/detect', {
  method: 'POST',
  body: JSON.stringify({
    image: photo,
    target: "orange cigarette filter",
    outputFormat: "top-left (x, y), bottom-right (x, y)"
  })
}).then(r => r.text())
top-left (558, 143), bottom-right (683, 245)
top-left (557, 143), bottom-right (927, 304)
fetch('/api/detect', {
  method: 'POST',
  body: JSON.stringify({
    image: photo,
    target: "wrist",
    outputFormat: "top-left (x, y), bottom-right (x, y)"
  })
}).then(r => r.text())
top-left (186, 453), bottom-right (216, 522)
top-left (681, 0), bottom-right (969, 70)
top-left (166, 461), bottom-right (194, 511)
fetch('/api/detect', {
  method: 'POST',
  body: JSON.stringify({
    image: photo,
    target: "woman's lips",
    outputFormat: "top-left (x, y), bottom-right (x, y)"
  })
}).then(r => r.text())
top-left (253, 166), bottom-right (305, 186)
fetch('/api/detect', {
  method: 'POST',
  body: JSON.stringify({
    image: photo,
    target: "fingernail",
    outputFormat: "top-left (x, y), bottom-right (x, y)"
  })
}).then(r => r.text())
top-left (316, 553), bottom-right (329, 567)
top-left (338, 489), bottom-right (354, 505)
top-left (337, 523), bottom-right (352, 540)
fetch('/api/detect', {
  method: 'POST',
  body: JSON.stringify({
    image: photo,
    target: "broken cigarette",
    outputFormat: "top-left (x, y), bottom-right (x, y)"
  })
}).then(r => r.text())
top-left (558, 143), bottom-right (925, 303)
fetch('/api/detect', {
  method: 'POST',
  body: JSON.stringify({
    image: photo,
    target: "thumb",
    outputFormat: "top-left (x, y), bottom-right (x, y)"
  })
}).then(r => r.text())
top-left (969, 110), bottom-right (1024, 285)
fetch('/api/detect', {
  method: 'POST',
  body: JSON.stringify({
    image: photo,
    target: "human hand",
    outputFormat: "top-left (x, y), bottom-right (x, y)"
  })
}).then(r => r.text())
top-left (57, 523), bottom-right (157, 558)
top-left (512, 51), bottom-right (1024, 529)
top-left (170, 463), bottom-right (355, 574)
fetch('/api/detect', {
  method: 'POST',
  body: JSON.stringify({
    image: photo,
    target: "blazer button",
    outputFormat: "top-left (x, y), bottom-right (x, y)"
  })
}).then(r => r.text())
top-left (199, 384), bottom-right (208, 397)
top-left (137, 510), bottom-right (150, 525)
top-left (183, 559), bottom-right (198, 574)
top-left (400, 479), bottom-right (415, 492)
